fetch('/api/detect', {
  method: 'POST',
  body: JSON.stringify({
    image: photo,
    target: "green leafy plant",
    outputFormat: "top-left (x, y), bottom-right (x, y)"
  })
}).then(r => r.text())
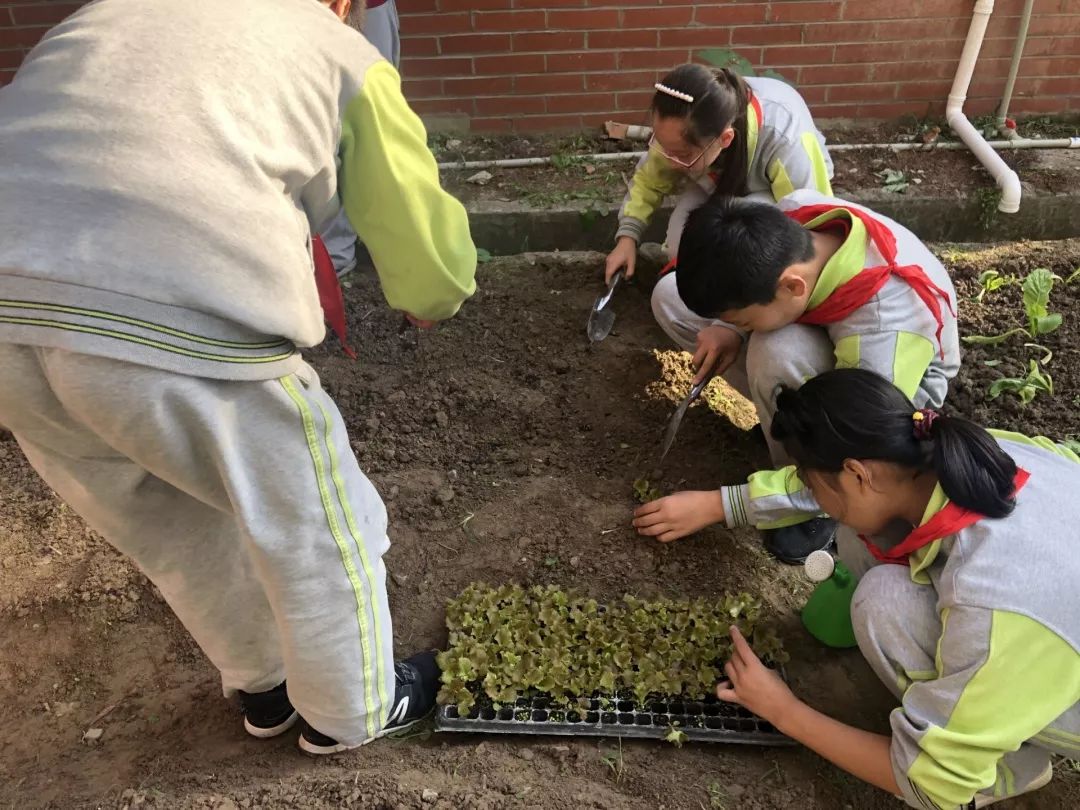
top-left (962, 267), bottom-right (1062, 346)
top-left (695, 49), bottom-right (791, 85)
top-left (988, 360), bottom-right (1053, 405)
top-left (664, 724), bottom-right (688, 748)
top-left (476, 248), bottom-right (493, 264)
top-left (436, 584), bottom-right (787, 718)
top-left (877, 169), bottom-right (909, 194)
top-left (972, 269), bottom-right (1015, 302)
top-left (1066, 266), bottom-right (1080, 285)
top-left (1021, 268), bottom-right (1062, 337)
top-left (633, 477), bottom-right (663, 504)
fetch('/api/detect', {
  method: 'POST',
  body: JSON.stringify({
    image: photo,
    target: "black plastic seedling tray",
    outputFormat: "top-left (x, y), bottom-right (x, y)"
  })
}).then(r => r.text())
top-left (436, 692), bottom-right (793, 746)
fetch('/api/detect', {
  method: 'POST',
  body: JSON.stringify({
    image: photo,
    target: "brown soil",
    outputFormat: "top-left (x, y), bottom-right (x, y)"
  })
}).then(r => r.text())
top-left (439, 122), bottom-right (1080, 207)
top-left (945, 239), bottom-right (1080, 440)
top-left (2, 249), bottom-right (1078, 809)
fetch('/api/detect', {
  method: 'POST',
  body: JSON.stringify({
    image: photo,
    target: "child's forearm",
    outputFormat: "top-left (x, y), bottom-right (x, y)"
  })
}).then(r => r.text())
top-left (775, 698), bottom-right (900, 797)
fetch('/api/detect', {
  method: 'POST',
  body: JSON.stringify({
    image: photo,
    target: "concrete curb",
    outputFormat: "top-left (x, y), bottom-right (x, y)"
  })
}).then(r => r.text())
top-left (467, 188), bottom-right (1080, 256)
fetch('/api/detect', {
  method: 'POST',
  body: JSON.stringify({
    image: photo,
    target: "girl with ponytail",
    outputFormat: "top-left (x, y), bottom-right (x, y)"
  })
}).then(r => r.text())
top-left (607, 64), bottom-right (833, 286)
top-left (712, 368), bottom-right (1080, 809)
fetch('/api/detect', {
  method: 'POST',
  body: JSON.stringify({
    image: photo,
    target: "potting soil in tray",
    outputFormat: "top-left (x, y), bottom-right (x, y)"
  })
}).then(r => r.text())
top-left (435, 692), bottom-right (793, 745)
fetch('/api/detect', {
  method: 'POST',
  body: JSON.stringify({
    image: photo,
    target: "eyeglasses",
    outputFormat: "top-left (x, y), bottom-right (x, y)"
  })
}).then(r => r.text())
top-left (648, 133), bottom-right (721, 169)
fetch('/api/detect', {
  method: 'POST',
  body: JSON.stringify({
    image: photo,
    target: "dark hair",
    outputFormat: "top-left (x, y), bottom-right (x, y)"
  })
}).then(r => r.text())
top-left (651, 64), bottom-right (750, 197)
top-left (675, 195), bottom-right (815, 317)
top-left (771, 368), bottom-right (1018, 519)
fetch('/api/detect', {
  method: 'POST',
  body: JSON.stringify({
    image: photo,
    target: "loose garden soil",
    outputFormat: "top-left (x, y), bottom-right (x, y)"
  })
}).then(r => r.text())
top-left (2, 243), bottom-right (1078, 809)
top-left (437, 122), bottom-right (1080, 208)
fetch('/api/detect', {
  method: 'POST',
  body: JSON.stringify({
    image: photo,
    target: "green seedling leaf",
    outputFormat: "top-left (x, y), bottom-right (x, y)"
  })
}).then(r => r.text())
top-left (876, 169), bottom-right (909, 193)
top-left (1022, 268), bottom-right (1062, 336)
top-left (633, 477), bottom-right (663, 504)
top-left (476, 248), bottom-right (493, 264)
top-left (973, 270), bottom-right (1014, 302)
top-left (664, 725), bottom-right (689, 748)
top-left (696, 48), bottom-right (755, 76)
top-left (1034, 313), bottom-right (1062, 336)
top-left (988, 360), bottom-right (1053, 405)
top-left (962, 327), bottom-right (1027, 345)
top-left (1066, 266), bottom-right (1080, 284)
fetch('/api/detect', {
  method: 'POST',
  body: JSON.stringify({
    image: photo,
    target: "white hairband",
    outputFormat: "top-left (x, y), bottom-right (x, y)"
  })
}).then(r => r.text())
top-left (654, 83), bottom-right (694, 104)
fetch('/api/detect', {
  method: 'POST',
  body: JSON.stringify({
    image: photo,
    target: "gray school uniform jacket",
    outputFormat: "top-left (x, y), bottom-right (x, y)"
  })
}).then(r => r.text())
top-left (615, 77), bottom-right (834, 243)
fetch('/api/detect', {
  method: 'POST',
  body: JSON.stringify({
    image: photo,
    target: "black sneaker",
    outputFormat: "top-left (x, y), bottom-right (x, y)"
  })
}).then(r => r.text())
top-left (298, 650), bottom-right (439, 755)
top-left (240, 681), bottom-right (298, 739)
top-left (764, 517), bottom-right (838, 565)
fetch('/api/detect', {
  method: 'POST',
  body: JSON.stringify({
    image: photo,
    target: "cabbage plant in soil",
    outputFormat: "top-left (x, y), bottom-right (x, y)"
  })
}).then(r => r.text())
top-left (436, 583), bottom-right (788, 718)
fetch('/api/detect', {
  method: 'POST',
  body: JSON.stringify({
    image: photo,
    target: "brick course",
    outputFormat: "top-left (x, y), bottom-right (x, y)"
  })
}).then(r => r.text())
top-left (1, 0), bottom-right (1077, 132)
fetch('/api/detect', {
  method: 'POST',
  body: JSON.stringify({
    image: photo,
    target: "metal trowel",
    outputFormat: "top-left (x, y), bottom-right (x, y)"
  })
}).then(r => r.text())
top-left (586, 269), bottom-right (624, 343)
top-left (658, 376), bottom-right (710, 464)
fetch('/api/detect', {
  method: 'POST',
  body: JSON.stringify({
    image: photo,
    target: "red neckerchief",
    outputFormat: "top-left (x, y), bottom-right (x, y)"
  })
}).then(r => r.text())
top-left (659, 94), bottom-right (765, 279)
top-left (312, 234), bottom-right (357, 359)
top-left (786, 204), bottom-right (955, 357)
top-left (859, 468), bottom-right (1030, 566)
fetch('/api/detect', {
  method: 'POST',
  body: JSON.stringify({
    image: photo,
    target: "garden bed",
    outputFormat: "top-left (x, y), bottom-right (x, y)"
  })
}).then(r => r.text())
top-left (2, 242), bottom-right (1079, 809)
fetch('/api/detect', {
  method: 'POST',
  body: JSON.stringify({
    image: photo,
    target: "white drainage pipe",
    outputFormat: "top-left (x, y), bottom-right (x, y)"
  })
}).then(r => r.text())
top-left (947, 0), bottom-right (1022, 213)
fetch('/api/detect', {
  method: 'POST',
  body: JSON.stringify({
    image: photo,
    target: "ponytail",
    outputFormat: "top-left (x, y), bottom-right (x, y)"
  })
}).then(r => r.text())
top-left (650, 64), bottom-right (751, 196)
top-left (771, 369), bottom-right (1018, 519)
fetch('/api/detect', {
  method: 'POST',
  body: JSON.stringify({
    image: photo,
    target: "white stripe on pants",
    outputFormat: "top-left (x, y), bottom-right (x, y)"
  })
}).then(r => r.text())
top-left (0, 344), bottom-right (395, 745)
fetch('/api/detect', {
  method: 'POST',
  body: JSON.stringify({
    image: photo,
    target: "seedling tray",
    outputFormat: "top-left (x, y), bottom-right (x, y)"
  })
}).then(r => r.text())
top-left (436, 693), bottom-right (793, 746)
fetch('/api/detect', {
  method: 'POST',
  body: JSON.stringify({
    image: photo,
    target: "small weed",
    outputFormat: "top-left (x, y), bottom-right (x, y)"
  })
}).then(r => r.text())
top-left (550, 152), bottom-right (581, 171)
top-left (543, 555), bottom-right (559, 568)
top-left (877, 169), bottom-right (909, 193)
top-left (601, 738), bottom-right (625, 784)
top-left (633, 477), bottom-right (663, 503)
top-left (976, 187), bottom-right (1002, 230)
top-left (476, 248), bottom-right (493, 264)
top-left (706, 782), bottom-right (728, 810)
top-left (1066, 266), bottom-right (1080, 284)
top-left (988, 360), bottom-right (1053, 405)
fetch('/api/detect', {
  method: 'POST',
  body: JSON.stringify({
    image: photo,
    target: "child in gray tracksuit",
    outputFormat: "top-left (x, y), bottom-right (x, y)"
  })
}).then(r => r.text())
top-left (713, 369), bottom-right (1080, 810)
top-left (0, 0), bottom-right (475, 754)
top-left (632, 191), bottom-right (959, 564)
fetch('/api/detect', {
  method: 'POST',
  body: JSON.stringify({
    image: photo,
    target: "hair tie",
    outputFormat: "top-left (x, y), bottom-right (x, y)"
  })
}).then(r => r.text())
top-left (912, 408), bottom-right (939, 441)
top-left (654, 83), bottom-right (694, 104)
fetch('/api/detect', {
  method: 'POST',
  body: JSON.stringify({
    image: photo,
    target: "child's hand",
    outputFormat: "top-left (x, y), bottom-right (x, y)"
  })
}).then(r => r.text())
top-left (605, 237), bottom-right (638, 282)
top-left (692, 325), bottom-right (742, 384)
top-left (716, 626), bottom-right (797, 725)
top-left (632, 490), bottom-right (725, 542)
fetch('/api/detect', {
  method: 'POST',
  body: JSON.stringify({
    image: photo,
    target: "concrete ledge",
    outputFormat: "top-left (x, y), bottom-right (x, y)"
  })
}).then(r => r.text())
top-left (467, 188), bottom-right (1080, 256)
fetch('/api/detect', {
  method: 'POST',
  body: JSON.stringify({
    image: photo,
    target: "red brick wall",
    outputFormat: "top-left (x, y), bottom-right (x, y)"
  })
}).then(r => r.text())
top-left (3, 0), bottom-right (1079, 133)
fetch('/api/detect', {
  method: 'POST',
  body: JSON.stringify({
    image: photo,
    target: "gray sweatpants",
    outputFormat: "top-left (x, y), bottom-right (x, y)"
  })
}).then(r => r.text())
top-left (852, 565), bottom-right (1053, 805)
top-left (322, 0), bottom-right (402, 272)
top-left (0, 344), bottom-right (395, 746)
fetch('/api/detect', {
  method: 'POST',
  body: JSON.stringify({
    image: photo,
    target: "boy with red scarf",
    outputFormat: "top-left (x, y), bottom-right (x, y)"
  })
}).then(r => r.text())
top-left (631, 190), bottom-right (959, 564)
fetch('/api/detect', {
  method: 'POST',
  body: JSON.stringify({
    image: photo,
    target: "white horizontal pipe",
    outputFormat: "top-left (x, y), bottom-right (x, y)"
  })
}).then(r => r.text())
top-left (437, 138), bottom-right (1079, 171)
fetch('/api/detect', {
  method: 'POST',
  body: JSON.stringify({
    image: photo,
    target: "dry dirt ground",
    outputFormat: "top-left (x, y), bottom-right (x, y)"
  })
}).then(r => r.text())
top-left (2, 244), bottom-right (1079, 810)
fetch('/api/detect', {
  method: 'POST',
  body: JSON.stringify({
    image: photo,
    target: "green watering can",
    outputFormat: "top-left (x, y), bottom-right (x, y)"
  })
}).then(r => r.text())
top-left (801, 550), bottom-right (858, 649)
